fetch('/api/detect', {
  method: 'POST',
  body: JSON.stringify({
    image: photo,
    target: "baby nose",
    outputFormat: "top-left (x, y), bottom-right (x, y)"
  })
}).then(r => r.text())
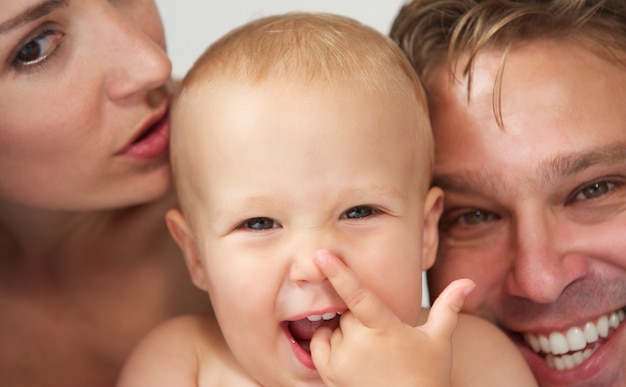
top-left (289, 247), bottom-right (329, 285)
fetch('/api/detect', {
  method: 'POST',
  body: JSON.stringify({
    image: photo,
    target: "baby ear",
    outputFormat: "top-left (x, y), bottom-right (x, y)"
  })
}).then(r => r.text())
top-left (165, 209), bottom-right (208, 291)
top-left (421, 186), bottom-right (444, 271)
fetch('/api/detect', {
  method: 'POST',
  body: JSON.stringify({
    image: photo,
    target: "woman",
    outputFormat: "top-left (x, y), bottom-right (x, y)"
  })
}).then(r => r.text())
top-left (0, 1), bottom-right (210, 386)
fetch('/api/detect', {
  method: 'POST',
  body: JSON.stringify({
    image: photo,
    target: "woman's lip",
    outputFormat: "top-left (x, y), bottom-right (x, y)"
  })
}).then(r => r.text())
top-left (118, 111), bottom-right (170, 160)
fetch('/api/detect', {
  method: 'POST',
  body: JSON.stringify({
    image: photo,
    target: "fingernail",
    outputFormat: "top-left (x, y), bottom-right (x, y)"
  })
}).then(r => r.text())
top-left (314, 249), bottom-right (330, 265)
top-left (463, 282), bottom-right (476, 296)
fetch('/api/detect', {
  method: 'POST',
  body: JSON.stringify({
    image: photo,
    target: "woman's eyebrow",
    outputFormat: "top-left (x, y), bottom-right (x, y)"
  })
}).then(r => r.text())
top-left (0, 0), bottom-right (69, 35)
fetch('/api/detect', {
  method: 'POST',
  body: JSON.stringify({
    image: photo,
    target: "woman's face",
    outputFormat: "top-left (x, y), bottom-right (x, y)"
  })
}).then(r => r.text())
top-left (0, 0), bottom-right (172, 211)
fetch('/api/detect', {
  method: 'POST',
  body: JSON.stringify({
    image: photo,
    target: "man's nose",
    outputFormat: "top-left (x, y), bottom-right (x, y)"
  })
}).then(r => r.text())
top-left (505, 210), bottom-right (588, 303)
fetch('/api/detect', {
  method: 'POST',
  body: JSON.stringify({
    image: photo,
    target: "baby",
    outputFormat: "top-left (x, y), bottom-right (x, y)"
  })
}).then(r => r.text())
top-left (117, 12), bottom-right (536, 386)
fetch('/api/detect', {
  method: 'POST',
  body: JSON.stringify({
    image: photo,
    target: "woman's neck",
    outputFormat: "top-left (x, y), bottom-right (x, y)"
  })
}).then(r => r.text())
top-left (0, 193), bottom-right (176, 287)
top-left (0, 197), bottom-right (141, 260)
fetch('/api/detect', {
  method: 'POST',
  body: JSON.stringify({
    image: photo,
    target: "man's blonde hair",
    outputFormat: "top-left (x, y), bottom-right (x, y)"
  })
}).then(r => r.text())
top-left (391, 0), bottom-right (626, 125)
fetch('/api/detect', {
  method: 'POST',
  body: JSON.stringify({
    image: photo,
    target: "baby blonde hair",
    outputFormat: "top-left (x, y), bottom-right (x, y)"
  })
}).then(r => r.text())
top-left (180, 12), bottom-right (426, 102)
top-left (171, 12), bottom-right (434, 211)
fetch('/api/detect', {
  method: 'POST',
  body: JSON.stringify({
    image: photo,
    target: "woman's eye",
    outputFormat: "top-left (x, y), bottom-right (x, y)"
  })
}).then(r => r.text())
top-left (14, 30), bottom-right (63, 68)
top-left (574, 181), bottom-right (615, 201)
top-left (342, 206), bottom-right (376, 219)
top-left (240, 217), bottom-right (279, 231)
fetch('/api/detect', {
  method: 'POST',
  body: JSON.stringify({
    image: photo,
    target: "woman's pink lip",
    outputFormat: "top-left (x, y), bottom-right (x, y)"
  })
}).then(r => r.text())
top-left (118, 112), bottom-right (170, 160)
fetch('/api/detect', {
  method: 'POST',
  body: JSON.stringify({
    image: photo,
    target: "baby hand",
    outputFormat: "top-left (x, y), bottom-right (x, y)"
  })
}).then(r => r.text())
top-left (310, 249), bottom-right (474, 387)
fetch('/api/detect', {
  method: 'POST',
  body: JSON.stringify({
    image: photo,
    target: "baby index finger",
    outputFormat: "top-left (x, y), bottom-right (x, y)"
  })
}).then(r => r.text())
top-left (314, 249), bottom-right (394, 328)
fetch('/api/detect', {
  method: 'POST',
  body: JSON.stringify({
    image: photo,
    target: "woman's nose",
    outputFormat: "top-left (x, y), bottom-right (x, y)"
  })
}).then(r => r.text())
top-left (102, 6), bottom-right (172, 101)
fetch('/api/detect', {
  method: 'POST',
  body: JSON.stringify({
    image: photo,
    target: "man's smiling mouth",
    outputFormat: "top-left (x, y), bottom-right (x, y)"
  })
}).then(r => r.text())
top-left (522, 307), bottom-right (625, 370)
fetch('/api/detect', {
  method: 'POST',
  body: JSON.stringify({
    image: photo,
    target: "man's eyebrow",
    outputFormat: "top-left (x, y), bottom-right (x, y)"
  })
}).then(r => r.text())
top-left (538, 144), bottom-right (626, 183)
top-left (433, 171), bottom-right (501, 195)
top-left (433, 144), bottom-right (626, 194)
top-left (0, 0), bottom-right (69, 35)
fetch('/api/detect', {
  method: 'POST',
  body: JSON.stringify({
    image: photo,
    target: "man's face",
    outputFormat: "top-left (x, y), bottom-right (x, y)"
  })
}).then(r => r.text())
top-left (426, 39), bottom-right (626, 387)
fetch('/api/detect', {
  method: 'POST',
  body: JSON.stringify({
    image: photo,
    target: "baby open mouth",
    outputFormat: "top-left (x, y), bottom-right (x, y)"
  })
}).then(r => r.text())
top-left (288, 312), bottom-right (341, 354)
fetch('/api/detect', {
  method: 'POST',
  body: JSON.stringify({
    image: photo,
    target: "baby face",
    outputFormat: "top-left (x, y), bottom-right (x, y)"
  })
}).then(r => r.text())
top-left (173, 79), bottom-right (439, 386)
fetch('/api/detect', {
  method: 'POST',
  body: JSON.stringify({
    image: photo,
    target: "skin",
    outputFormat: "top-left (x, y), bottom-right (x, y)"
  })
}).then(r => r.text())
top-left (0, 1), bottom-right (210, 386)
top-left (172, 80), bottom-right (437, 386)
top-left (118, 77), bottom-right (536, 386)
top-left (0, 0), bottom-right (170, 211)
top-left (426, 38), bottom-right (626, 387)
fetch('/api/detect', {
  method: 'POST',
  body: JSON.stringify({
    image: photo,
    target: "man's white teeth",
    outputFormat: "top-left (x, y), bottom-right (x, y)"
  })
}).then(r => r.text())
top-left (306, 312), bottom-right (339, 322)
top-left (523, 308), bottom-right (625, 370)
top-left (545, 344), bottom-right (598, 371)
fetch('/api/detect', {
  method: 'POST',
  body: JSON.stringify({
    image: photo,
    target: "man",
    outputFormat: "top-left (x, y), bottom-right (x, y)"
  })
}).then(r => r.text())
top-left (391, 1), bottom-right (626, 386)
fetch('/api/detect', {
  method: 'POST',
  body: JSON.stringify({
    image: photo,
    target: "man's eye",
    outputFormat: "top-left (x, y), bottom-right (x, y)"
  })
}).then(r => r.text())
top-left (14, 30), bottom-right (63, 68)
top-left (438, 208), bottom-right (499, 234)
top-left (460, 210), bottom-right (493, 225)
top-left (342, 206), bottom-right (376, 219)
top-left (574, 181), bottom-right (614, 200)
top-left (240, 217), bottom-right (279, 230)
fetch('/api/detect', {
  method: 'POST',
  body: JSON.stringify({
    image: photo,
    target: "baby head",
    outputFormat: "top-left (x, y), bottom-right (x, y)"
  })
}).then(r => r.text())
top-left (168, 12), bottom-right (441, 386)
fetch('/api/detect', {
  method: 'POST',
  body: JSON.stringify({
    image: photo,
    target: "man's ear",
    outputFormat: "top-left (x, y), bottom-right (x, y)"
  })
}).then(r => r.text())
top-left (166, 208), bottom-right (208, 291)
top-left (421, 187), bottom-right (444, 271)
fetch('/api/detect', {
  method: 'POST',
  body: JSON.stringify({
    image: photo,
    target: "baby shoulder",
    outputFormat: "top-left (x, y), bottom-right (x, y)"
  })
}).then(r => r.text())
top-left (451, 313), bottom-right (538, 387)
top-left (117, 313), bottom-right (221, 387)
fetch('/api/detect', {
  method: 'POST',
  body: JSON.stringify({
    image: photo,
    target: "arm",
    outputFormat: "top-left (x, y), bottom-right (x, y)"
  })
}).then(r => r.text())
top-left (310, 250), bottom-right (474, 387)
top-left (450, 314), bottom-right (538, 386)
top-left (116, 315), bottom-right (204, 387)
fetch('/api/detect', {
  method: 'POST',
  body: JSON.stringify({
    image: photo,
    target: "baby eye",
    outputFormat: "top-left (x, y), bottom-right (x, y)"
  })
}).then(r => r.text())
top-left (573, 181), bottom-right (615, 201)
top-left (13, 29), bottom-right (63, 68)
top-left (239, 217), bottom-right (280, 231)
top-left (341, 206), bottom-right (377, 219)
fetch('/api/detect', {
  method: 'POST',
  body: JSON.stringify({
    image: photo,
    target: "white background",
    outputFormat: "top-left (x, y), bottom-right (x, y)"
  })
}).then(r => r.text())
top-left (154, 0), bottom-right (430, 307)
top-left (155, 0), bottom-right (407, 77)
